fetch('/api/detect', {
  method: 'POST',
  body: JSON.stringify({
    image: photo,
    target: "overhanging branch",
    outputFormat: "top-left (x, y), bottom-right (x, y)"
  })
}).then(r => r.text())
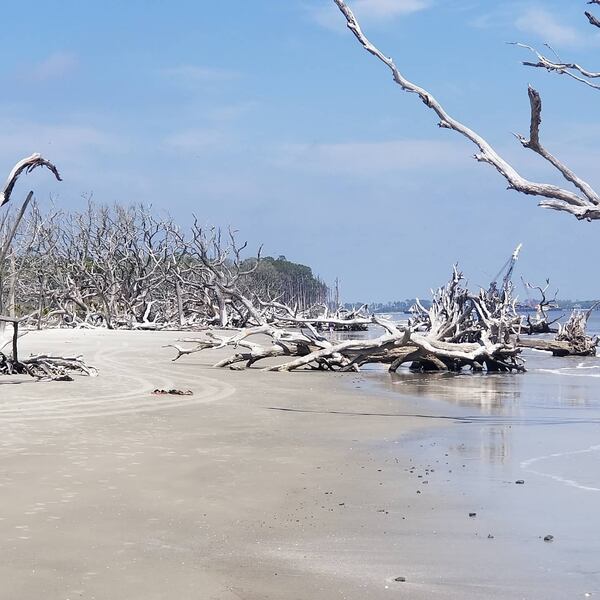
top-left (332, 0), bottom-right (600, 220)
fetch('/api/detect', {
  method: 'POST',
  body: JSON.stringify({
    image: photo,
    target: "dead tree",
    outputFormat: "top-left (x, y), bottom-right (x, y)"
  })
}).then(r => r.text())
top-left (0, 156), bottom-right (96, 381)
top-left (520, 279), bottom-right (561, 334)
top-left (0, 154), bottom-right (62, 322)
top-left (331, 0), bottom-right (600, 220)
top-left (169, 266), bottom-right (525, 374)
top-left (5, 200), bottom-right (332, 333)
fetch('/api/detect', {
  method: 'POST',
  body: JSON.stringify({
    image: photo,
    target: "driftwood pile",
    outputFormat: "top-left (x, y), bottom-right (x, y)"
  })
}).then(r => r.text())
top-left (170, 268), bottom-right (526, 373)
top-left (518, 306), bottom-right (598, 357)
top-left (520, 280), bottom-right (561, 335)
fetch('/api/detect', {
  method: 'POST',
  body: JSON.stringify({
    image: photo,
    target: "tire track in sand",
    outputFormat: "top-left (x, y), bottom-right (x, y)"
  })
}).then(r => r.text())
top-left (0, 340), bottom-right (235, 421)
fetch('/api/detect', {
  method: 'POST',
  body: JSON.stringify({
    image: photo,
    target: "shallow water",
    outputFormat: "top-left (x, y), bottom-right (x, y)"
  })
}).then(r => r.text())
top-left (361, 342), bottom-right (600, 596)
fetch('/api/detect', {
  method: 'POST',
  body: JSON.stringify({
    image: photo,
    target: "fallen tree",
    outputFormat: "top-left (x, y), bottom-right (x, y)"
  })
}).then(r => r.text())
top-left (518, 305), bottom-right (599, 356)
top-left (168, 267), bottom-right (525, 373)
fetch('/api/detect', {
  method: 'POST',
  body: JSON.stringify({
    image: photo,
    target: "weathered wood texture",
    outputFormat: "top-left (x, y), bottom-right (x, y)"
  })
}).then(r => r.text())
top-left (170, 268), bottom-right (525, 374)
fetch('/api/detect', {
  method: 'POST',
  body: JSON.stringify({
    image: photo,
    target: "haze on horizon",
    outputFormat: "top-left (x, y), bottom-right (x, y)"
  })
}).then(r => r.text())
top-left (1, 0), bottom-right (598, 301)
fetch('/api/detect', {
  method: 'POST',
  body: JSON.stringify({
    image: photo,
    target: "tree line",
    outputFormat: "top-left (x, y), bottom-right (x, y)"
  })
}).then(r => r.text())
top-left (0, 201), bottom-right (328, 330)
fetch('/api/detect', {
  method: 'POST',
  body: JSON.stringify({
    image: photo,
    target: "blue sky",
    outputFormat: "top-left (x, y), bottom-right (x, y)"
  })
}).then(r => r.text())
top-left (1, 0), bottom-right (599, 301)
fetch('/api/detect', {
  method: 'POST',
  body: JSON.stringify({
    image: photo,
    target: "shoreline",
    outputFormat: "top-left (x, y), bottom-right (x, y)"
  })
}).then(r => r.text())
top-left (0, 329), bottom-right (597, 598)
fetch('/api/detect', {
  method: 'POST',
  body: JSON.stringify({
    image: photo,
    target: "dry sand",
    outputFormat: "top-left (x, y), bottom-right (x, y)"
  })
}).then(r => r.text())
top-left (0, 329), bottom-right (585, 599)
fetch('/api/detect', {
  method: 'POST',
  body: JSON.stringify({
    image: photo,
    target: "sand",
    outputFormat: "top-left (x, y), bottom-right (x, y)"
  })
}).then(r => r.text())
top-left (0, 329), bottom-right (595, 599)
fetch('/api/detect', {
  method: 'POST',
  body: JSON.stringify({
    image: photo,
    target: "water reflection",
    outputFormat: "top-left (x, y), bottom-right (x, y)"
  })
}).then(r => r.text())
top-left (387, 371), bottom-right (521, 415)
top-left (375, 347), bottom-right (600, 413)
top-left (368, 350), bottom-right (600, 466)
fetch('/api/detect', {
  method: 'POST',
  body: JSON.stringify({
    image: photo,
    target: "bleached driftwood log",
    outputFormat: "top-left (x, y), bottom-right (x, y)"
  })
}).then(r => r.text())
top-left (256, 299), bottom-right (371, 332)
top-left (517, 305), bottom-right (599, 356)
top-left (169, 267), bottom-right (525, 373)
top-left (331, 0), bottom-right (600, 220)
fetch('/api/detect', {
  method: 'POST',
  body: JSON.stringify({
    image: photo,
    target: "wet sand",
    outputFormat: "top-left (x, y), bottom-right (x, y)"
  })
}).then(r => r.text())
top-left (0, 329), bottom-right (597, 599)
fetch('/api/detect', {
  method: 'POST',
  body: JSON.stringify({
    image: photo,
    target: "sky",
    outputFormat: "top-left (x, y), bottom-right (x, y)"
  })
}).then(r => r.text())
top-left (1, 0), bottom-right (599, 302)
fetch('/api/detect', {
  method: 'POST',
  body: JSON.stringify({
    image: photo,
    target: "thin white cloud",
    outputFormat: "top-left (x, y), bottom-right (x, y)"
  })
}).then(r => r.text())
top-left (311, 0), bottom-right (431, 31)
top-left (162, 65), bottom-right (240, 84)
top-left (515, 7), bottom-right (581, 47)
top-left (0, 116), bottom-right (133, 201)
top-left (164, 129), bottom-right (229, 152)
top-left (206, 102), bottom-right (257, 123)
top-left (22, 52), bottom-right (78, 83)
top-left (349, 0), bottom-right (430, 19)
top-left (272, 139), bottom-right (470, 176)
top-left (0, 118), bottom-right (121, 159)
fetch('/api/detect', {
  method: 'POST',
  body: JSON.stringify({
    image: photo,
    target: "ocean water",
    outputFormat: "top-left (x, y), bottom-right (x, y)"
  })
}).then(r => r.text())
top-left (359, 311), bottom-right (600, 596)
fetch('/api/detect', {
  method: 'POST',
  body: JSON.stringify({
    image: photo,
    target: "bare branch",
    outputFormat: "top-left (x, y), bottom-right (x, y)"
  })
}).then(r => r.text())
top-left (332, 0), bottom-right (600, 220)
top-left (0, 154), bottom-right (62, 208)
top-left (512, 42), bottom-right (600, 91)
top-left (585, 10), bottom-right (600, 28)
top-left (515, 87), bottom-right (600, 205)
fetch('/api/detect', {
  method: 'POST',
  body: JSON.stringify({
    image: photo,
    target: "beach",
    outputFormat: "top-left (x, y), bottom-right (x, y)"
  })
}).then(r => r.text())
top-left (0, 329), bottom-right (598, 599)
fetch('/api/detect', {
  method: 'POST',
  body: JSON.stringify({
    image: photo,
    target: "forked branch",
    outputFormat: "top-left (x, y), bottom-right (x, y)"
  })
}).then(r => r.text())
top-left (513, 43), bottom-right (600, 91)
top-left (332, 0), bottom-right (600, 220)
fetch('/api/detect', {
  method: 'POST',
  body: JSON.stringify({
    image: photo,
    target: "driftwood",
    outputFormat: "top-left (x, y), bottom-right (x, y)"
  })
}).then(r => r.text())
top-left (518, 338), bottom-right (595, 357)
top-left (169, 267), bottom-right (525, 374)
top-left (521, 315), bottom-right (559, 335)
top-left (519, 279), bottom-right (561, 335)
top-left (0, 315), bottom-right (97, 380)
top-left (0, 154), bottom-right (61, 208)
top-left (514, 43), bottom-right (600, 92)
top-left (331, 0), bottom-right (600, 220)
top-left (517, 305), bottom-right (598, 356)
